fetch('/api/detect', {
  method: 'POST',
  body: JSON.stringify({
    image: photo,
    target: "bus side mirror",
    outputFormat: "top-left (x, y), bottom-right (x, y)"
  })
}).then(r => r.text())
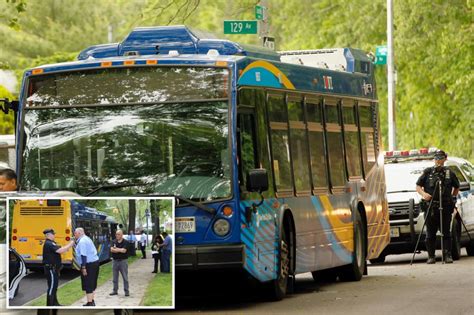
top-left (246, 168), bottom-right (269, 193)
top-left (0, 98), bottom-right (19, 114)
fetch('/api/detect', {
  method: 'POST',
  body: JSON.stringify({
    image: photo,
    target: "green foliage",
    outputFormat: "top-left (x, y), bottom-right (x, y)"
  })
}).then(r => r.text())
top-left (1, 0), bottom-right (472, 160)
top-left (0, 84), bottom-right (15, 134)
top-left (142, 272), bottom-right (173, 306)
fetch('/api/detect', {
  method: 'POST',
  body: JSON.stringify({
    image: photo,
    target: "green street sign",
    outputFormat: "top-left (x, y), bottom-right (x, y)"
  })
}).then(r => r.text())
top-left (255, 5), bottom-right (265, 20)
top-left (374, 45), bottom-right (387, 65)
top-left (224, 20), bottom-right (258, 34)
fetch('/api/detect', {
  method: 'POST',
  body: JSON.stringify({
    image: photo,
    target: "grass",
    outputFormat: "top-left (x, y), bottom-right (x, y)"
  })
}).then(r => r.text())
top-left (141, 271), bottom-right (173, 306)
top-left (27, 252), bottom-right (142, 306)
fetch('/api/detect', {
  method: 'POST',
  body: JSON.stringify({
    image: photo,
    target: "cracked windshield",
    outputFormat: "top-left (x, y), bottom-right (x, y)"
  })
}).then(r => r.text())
top-left (21, 67), bottom-right (231, 199)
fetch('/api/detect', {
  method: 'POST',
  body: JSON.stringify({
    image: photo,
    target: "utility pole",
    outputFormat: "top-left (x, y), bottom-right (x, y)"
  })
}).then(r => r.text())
top-left (387, 0), bottom-right (396, 150)
top-left (257, 0), bottom-right (273, 49)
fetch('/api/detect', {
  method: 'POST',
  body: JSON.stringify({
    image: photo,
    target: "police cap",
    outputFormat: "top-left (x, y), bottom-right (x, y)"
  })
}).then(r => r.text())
top-left (43, 228), bottom-right (55, 235)
top-left (434, 149), bottom-right (447, 160)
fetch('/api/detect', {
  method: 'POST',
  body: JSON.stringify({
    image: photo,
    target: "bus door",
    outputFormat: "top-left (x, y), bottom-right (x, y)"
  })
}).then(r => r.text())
top-left (237, 88), bottom-right (279, 282)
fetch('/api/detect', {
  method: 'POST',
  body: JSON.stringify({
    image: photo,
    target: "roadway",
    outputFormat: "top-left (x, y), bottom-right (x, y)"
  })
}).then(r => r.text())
top-left (9, 268), bottom-right (79, 306)
top-left (145, 249), bottom-right (473, 314)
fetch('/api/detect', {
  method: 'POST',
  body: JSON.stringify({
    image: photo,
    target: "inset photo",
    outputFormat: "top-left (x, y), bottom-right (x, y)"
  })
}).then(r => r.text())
top-left (7, 197), bottom-right (174, 310)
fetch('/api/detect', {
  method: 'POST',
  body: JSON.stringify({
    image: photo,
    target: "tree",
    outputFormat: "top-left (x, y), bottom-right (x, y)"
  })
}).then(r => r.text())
top-left (128, 199), bottom-right (136, 233)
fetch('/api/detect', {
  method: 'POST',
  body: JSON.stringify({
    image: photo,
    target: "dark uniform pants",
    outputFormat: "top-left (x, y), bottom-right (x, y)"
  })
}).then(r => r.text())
top-left (161, 249), bottom-right (171, 273)
top-left (45, 266), bottom-right (59, 306)
top-left (425, 203), bottom-right (453, 256)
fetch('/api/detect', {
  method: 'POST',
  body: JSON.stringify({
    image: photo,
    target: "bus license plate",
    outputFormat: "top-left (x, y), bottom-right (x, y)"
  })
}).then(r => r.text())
top-left (176, 217), bottom-right (196, 233)
top-left (390, 227), bottom-right (400, 238)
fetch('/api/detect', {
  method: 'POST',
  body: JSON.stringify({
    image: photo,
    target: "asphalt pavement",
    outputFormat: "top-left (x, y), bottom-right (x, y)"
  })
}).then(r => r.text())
top-left (135, 249), bottom-right (474, 314)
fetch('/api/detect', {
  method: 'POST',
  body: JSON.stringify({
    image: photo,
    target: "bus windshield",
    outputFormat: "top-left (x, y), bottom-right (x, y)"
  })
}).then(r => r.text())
top-left (20, 67), bottom-right (231, 200)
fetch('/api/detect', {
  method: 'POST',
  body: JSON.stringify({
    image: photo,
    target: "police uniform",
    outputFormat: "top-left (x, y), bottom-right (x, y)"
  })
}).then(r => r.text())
top-left (42, 228), bottom-right (62, 306)
top-left (416, 160), bottom-right (460, 263)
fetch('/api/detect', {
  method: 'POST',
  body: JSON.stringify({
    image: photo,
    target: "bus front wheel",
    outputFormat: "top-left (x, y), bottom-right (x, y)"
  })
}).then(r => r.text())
top-left (267, 223), bottom-right (290, 301)
top-left (340, 210), bottom-right (366, 281)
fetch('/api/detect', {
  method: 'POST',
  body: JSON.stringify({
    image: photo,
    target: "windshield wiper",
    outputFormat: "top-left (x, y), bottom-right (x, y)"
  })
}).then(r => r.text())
top-left (85, 183), bottom-right (146, 196)
top-left (387, 190), bottom-right (417, 194)
top-left (145, 193), bottom-right (216, 215)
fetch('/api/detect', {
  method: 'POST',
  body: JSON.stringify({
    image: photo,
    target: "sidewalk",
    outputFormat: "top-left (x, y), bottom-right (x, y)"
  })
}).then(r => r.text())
top-left (72, 250), bottom-right (155, 307)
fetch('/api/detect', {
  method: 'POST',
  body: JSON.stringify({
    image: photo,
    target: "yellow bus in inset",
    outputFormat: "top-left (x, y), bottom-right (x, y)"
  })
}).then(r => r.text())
top-left (11, 199), bottom-right (117, 268)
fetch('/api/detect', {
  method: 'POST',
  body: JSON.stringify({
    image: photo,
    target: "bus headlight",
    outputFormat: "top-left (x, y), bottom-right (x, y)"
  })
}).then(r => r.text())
top-left (213, 219), bottom-right (230, 236)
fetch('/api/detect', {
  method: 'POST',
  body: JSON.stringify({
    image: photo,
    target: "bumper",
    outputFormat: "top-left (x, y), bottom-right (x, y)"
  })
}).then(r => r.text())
top-left (176, 244), bottom-right (245, 270)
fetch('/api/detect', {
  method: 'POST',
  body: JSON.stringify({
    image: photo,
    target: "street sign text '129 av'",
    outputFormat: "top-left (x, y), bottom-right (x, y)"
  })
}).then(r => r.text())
top-left (224, 20), bottom-right (258, 34)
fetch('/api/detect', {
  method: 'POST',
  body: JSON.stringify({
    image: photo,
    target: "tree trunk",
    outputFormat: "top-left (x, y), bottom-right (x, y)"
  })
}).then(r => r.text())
top-left (151, 199), bottom-right (161, 239)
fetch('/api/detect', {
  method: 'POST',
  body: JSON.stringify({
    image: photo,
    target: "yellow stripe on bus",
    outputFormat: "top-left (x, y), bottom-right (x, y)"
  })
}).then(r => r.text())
top-left (319, 196), bottom-right (353, 252)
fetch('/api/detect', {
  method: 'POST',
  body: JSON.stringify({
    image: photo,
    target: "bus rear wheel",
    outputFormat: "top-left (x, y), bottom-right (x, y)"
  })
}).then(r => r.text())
top-left (340, 210), bottom-right (366, 281)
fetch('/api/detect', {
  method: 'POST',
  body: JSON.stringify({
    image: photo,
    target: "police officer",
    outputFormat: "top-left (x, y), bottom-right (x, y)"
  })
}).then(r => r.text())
top-left (42, 228), bottom-right (75, 306)
top-left (416, 150), bottom-right (460, 264)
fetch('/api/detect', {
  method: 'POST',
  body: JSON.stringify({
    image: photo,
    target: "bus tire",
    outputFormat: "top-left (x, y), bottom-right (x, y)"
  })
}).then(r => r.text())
top-left (340, 210), bottom-right (366, 281)
top-left (466, 240), bottom-right (474, 256)
top-left (451, 219), bottom-right (461, 261)
top-left (267, 223), bottom-right (290, 301)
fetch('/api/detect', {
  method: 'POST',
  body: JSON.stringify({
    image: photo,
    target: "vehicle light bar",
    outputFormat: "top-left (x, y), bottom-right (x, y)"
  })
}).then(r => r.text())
top-left (384, 147), bottom-right (441, 163)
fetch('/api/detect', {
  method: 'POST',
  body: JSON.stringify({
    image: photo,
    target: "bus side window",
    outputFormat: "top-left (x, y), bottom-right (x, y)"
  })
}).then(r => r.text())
top-left (237, 112), bottom-right (258, 191)
top-left (237, 89), bottom-right (259, 195)
top-left (324, 98), bottom-right (346, 189)
top-left (342, 101), bottom-right (362, 178)
top-left (268, 93), bottom-right (293, 195)
top-left (306, 99), bottom-right (328, 193)
top-left (288, 95), bottom-right (311, 194)
top-left (358, 102), bottom-right (376, 176)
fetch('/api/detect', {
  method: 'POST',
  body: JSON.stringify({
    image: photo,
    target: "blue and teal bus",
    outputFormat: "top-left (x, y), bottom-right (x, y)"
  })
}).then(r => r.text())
top-left (6, 26), bottom-right (389, 299)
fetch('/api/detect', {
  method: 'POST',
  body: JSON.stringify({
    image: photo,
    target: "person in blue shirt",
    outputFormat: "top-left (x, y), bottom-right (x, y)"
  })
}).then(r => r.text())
top-left (74, 227), bottom-right (100, 306)
top-left (159, 231), bottom-right (172, 273)
top-left (128, 230), bottom-right (137, 256)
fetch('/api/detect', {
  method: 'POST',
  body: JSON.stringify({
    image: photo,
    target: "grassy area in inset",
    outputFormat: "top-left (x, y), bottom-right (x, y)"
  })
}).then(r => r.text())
top-left (27, 251), bottom-right (142, 306)
top-left (141, 271), bottom-right (172, 307)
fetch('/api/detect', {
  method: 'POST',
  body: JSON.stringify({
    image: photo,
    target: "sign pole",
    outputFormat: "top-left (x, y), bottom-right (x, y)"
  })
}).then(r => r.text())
top-left (387, 0), bottom-right (396, 151)
top-left (257, 1), bottom-right (269, 45)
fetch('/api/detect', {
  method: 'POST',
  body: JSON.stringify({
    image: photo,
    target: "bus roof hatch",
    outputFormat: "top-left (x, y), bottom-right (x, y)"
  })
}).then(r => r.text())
top-left (77, 25), bottom-right (280, 61)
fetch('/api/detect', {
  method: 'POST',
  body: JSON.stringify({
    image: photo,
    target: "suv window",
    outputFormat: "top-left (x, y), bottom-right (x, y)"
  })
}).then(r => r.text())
top-left (447, 165), bottom-right (467, 183)
top-left (460, 162), bottom-right (474, 182)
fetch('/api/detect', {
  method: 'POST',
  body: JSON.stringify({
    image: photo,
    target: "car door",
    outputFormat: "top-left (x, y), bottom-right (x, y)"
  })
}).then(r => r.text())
top-left (447, 163), bottom-right (474, 235)
top-left (457, 161), bottom-right (474, 234)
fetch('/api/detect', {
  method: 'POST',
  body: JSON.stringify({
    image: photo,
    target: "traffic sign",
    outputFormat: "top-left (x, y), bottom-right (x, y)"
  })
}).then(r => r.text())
top-left (374, 45), bottom-right (387, 65)
top-left (263, 36), bottom-right (275, 50)
top-left (255, 5), bottom-right (265, 20)
top-left (224, 20), bottom-right (258, 34)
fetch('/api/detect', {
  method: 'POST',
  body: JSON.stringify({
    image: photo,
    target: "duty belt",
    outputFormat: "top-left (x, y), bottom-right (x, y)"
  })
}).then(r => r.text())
top-left (44, 264), bottom-right (59, 269)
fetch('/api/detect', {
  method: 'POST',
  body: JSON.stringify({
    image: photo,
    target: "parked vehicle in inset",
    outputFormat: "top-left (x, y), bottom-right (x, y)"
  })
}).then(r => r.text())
top-left (9, 247), bottom-right (27, 299)
top-left (373, 149), bottom-right (474, 263)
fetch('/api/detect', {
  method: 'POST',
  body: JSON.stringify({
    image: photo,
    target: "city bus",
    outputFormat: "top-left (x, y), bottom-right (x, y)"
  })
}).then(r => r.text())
top-left (4, 25), bottom-right (389, 299)
top-left (10, 199), bottom-right (117, 268)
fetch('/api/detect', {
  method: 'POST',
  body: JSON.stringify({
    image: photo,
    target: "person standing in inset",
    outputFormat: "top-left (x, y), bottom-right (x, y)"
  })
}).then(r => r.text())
top-left (128, 230), bottom-right (137, 256)
top-left (110, 230), bottom-right (129, 297)
top-left (151, 235), bottom-right (163, 273)
top-left (74, 227), bottom-right (100, 306)
top-left (42, 228), bottom-right (74, 306)
top-left (416, 149), bottom-right (460, 264)
top-left (159, 231), bottom-right (172, 273)
top-left (140, 230), bottom-right (147, 259)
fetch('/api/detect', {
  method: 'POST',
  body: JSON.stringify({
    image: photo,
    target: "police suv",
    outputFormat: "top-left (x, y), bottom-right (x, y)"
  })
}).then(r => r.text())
top-left (372, 149), bottom-right (474, 263)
